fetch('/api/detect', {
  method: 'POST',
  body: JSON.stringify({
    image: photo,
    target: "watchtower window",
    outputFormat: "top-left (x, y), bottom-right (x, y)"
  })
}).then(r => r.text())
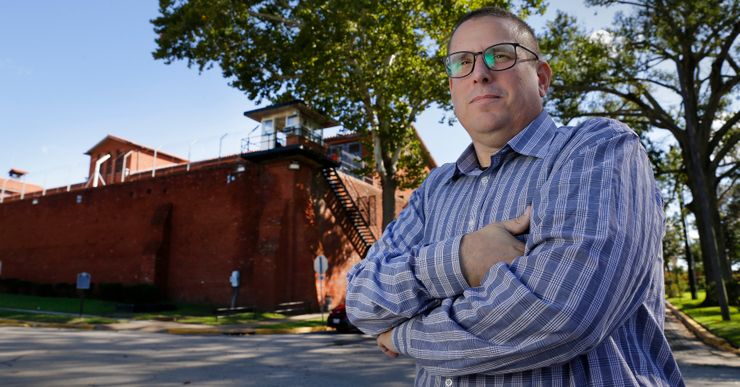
top-left (286, 114), bottom-right (299, 128)
top-left (348, 143), bottom-right (361, 157)
top-left (262, 119), bottom-right (274, 134)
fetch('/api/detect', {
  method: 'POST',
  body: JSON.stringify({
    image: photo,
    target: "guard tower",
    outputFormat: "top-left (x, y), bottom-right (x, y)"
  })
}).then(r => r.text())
top-left (242, 100), bottom-right (339, 153)
top-left (241, 100), bottom-right (377, 258)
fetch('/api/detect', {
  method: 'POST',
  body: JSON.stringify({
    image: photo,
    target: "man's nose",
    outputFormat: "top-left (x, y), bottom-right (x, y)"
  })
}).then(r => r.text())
top-left (471, 54), bottom-right (491, 83)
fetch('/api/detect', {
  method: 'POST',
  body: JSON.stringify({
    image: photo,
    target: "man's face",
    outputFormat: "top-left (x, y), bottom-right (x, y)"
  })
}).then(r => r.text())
top-left (448, 16), bottom-right (550, 144)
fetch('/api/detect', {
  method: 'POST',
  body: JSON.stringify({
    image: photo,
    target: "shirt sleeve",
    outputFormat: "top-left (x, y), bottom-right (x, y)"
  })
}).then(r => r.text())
top-left (345, 169), bottom-right (471, 336)
top-left (392, 126), bottom-right (665, 376)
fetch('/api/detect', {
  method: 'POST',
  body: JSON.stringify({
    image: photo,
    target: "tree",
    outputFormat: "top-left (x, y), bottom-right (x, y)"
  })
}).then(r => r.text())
top-left (152, 0), bottom-right (546, 230)
top-left (541, 0), bottom-right (738, 320)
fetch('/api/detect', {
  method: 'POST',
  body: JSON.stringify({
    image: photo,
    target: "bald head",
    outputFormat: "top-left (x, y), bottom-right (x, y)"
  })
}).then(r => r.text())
top-left (447, 7), bottom-right (540, 56)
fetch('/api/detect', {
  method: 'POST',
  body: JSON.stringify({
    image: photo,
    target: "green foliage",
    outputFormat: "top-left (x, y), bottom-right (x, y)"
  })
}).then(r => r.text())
top-left (541, 0), bottom-right (739, 311)
top-left (152, 0), bottom-right (546, 226)
top-left (720, 182), bottom-right (740, 270)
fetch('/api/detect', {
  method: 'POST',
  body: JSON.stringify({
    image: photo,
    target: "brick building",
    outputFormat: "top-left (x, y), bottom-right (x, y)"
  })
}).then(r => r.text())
top-left (0, 101), bottom-right (434, 311)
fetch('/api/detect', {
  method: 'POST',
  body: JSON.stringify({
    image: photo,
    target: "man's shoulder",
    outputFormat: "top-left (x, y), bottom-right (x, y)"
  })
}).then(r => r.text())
top-left (426, 162), bottom-right (457, 184)
top-left (557, 117), bottom-right (639, 156)
top-left (567, 117), bottom-right (637, 142)
top-left (411, 162), bottom-right (457, 199)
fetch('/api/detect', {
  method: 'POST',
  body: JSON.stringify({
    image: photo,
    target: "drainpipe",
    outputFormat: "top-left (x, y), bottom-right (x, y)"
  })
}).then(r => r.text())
top-left (93, 154), bottom-right (111, 188)
top-left (120, 151), bottom-right (133, 183)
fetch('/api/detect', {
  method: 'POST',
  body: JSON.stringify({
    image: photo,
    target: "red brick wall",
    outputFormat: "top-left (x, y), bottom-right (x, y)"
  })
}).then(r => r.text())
top-left (0, 155), bottom-right (382, 311)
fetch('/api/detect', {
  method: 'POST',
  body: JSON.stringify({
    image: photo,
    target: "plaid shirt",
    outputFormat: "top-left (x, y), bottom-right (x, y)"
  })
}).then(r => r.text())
top-left (346, 111), bottom-right (684, 386)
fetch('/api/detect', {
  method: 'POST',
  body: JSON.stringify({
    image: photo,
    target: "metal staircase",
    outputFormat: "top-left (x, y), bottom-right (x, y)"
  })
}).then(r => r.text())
top-left (321, 167), bottom-right (376, 258)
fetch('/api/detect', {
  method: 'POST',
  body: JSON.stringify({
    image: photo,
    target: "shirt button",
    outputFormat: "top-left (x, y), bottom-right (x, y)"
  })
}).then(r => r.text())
top-left (468, 219), bottom-right (475, 228)
top-left (481, 176), bottom-right (489, 185)
top-left (445, 378), bottom-right (453, 387)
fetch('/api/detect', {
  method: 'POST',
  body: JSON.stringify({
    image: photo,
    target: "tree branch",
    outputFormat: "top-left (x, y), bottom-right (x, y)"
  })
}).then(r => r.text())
top-left (627, 76), bottom-right (681, 94)
top-left (589, 84), bottom-right (684, 139)
top-left (246, 10), bottom-right (299, 27)
top-left (712, 131), bottom-right (740, 171)
top-left (610, 1), bottom-right (654, 10)
top-left (716, 161), bottom-right (739, 187)
top-left (654, 167), bottom-right (686, 176)
top-left (703, 19), bottom-right (740, 124)
top-left (718, 174), bottom-right (738, 202)
top-left (727, 54), bottom-right (740, 74)
top-left (709, 110), bottom-right (740, 153)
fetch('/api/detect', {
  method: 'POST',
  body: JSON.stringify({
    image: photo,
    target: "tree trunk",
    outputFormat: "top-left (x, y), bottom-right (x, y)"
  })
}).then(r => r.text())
top-left (678, 194), bottom-right (698, 300)
top-left (710, 184), bottom-right (738, 305)
top-left (380, 170), bottom-right (397, 231)
top-left (685, 148), bottom-right (731, 320)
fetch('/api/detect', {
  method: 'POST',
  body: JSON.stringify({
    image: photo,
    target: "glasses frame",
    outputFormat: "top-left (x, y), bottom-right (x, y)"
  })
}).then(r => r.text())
top-left (444, 42), bottom-right (540, 78)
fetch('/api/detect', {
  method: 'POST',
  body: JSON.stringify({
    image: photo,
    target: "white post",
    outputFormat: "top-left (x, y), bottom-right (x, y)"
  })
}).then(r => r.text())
top-left (218, 133), bottom-right (228, 159)
top-left (93, 154), bottom-right (111, 188)
top-left (0, 178), bottom-right (7, 203)
top-left (151, 147), bottom-right (161, 178)
top-left (19, 175), bottom-right (25, 200)
top-left (187, 140), bottom-right (197, 171)
top-left (121, 151), bottom-right (133, 182)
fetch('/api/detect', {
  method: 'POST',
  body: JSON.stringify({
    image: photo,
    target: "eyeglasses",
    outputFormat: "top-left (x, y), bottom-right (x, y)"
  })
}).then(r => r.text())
top-left (444, 42), bottom-right (539, 78)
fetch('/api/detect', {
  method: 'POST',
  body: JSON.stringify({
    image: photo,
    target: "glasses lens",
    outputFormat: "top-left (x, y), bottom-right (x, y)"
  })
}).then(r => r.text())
top-left (446, 52), bottom-right (474, 77)
top-left (484, 44), bottom-right (516, 70)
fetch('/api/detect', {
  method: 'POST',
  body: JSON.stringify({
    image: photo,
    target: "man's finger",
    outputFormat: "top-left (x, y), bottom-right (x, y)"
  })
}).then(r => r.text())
top-left (500, 206), bottom-right (532, 235)
top-left (514, 240), bottom-right (525, 255)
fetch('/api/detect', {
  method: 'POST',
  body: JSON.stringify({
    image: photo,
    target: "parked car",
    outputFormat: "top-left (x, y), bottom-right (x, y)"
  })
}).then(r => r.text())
top-left (327, 303), bottom-right (361, 333)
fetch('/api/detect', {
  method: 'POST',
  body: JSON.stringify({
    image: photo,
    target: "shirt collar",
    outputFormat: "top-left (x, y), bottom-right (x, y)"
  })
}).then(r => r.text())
top-left (507, 110), bottom-right (558, 159)
top-left (451, 111), bottom-right (558, 180)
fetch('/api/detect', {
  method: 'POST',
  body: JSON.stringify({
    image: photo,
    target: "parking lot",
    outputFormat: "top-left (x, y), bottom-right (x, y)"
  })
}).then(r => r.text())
top-left (1, 315), bottom-right (739, 386)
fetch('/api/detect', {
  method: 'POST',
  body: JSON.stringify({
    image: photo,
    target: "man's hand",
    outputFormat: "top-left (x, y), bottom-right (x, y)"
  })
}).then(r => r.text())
top-left (377, 329), bottom-right (399, 358)
top-left (460, 206), bottom-right (531, 287)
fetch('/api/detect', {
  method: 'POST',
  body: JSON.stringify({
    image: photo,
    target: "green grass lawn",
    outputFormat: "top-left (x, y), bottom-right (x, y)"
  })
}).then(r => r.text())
top-left (0, 293), bottom-right (118, 315)
top-left (668, 291), bottom-right (740, 348)
top-left (0, 310), bottom-right (117, 325)
top-left (0, 293), bottom-right (323, 329)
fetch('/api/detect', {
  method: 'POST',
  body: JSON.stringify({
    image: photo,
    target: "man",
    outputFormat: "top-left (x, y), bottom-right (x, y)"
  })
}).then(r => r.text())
top-left (345, 6), bottom-right (684, 387)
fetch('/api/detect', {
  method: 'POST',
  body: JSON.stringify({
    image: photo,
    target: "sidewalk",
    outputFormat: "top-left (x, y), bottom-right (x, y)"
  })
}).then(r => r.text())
top-left (664, 311), bottom-right (740, 385)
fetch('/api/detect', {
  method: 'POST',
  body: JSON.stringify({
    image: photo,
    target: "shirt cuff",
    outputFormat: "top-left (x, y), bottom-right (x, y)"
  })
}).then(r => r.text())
top-left (415, 235), bottom-right (469, 298)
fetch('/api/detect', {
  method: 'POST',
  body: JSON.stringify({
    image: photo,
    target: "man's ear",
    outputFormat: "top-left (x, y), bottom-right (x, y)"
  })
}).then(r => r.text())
top-left (536, 61), bottom-right (552, 97)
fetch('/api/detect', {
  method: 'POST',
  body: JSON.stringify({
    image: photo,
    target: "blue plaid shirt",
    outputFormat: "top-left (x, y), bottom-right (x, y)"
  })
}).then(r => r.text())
top-left (346, 112), bottom-right (684, 386)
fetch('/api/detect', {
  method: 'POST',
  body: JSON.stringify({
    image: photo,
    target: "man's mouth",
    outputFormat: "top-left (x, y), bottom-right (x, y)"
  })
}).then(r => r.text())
top-left (470, 94), bottom-right (501, 103)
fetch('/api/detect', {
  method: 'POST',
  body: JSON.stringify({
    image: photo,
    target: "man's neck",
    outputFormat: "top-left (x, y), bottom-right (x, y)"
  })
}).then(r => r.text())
top-left (471, 111), bottom-right (544, 168)
top-left (473, 143), bottom-right (501, 168)
top-left (472, 126), bottom-right (520, 168)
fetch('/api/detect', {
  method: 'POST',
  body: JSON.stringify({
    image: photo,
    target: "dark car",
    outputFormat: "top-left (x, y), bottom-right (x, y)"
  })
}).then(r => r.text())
top-left (327, 303), bottom-right (361, 333)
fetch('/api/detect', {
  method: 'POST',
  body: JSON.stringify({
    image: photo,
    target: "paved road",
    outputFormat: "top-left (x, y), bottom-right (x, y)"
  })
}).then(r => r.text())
top-left (0, 327), bottom-right (416, 386)
top-left (0, 317), bottom-right (737, 386)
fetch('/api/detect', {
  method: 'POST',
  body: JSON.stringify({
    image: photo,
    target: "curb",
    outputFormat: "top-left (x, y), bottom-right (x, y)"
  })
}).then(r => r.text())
top-left (665, 302), bottom-right (740, 356)
top-left (165, 326), bottom-right (333, 335)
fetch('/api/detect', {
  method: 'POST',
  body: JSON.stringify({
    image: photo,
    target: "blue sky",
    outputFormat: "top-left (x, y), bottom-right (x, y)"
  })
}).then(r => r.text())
top-left (0, 1), bottom-right (625, 189)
